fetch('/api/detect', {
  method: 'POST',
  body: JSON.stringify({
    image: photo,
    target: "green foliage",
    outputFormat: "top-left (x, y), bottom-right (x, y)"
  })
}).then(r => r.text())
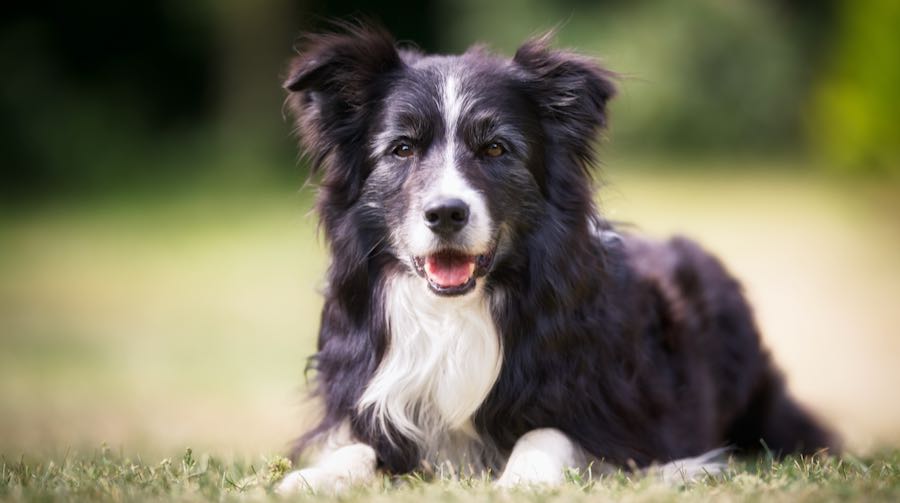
top-left (447, 0), bottom-right (808, 154)
top-left (4, 0), bottom-right (897, 195)
top-left (598, 0), bottom-right (806, 154)
top-left (809, 0), bottom-right (900, 174)
top-left (2, 449), bottom-right (899, 502)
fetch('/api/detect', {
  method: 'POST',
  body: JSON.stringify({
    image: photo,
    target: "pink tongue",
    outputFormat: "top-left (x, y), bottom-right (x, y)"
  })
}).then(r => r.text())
top-left (424, 254), bottom-right (476, 287)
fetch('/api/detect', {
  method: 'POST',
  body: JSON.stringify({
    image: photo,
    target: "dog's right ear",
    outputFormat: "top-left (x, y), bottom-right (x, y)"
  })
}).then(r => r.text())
top-left (283, 22), bottom-right (402, 173)
top-left (513, 33), bottom-right (616, 168)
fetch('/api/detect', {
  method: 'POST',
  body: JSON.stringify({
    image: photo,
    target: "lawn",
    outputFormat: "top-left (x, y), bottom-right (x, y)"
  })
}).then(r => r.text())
top-left (2, 449), bottom-right (899, 502)
top-left (1, 157), bottom-right (899, 500)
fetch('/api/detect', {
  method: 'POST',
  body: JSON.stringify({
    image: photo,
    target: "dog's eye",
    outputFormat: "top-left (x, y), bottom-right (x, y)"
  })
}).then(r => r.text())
top-left (393, 143), bottom-right (415, 158)
top-left (483, 142), bottom-right (505, 158)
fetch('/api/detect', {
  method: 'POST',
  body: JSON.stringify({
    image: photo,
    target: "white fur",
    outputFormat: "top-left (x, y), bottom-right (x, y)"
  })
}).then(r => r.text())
top-left (443, 74), bottom-right (464, 135)
top-left (276, 436), bottom-right (377, 495)
top-left (650, 448), bottom-right (729, 485)
top-left (357, 273), bottom-right (503, 462)
top-left (494, 431), bottom-right (728, 488)
top-left (495, 428), bottom-right (585, 487)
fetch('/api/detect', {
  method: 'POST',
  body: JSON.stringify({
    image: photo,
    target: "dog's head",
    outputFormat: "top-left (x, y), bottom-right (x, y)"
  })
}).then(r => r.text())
top-left (284, 23), bottom-right (615, 297)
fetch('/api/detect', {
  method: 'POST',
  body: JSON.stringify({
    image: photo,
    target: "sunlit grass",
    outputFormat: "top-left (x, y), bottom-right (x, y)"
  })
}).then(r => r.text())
top-left (1, 448), bottom-right (898, 502)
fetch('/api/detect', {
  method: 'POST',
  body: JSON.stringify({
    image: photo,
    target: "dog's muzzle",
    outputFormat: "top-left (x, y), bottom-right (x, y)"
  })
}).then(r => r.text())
top-left (412, 248), bottom-right (495, 296)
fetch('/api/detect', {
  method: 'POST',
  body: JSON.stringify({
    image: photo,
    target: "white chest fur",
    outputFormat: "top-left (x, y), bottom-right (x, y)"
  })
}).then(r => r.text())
top-left (357, 275), bottom-right (503, 455)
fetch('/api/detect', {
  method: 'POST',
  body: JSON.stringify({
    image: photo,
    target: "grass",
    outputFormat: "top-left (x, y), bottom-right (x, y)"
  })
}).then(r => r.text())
top-left (2, 448), bottom-right (899, 502)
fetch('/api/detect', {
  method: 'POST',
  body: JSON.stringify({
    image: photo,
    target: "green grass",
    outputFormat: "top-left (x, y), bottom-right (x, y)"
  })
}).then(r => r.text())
top-left (2, 448), bottom-right (898, 502)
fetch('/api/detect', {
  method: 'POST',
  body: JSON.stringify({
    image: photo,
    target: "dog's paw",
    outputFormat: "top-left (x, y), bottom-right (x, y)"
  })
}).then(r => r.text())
top-left (494, 453), bottom-right (567, 488)
top-left (275, 444), bottom-right (378, 495)
top-left (275, 468), bottom-right (351, 495)
top-left (495, 428), bottom-right (576, 489)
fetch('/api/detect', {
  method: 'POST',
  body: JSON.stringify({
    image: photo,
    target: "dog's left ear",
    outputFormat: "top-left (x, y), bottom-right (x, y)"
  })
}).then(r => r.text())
top-left (283, 22), bottom-right (403, 217)
top-left (283, 23), bottom-right (400, 103)
top-left (283, 22), bottom-right (402, 175)
top-left (514, 34), bottom-right (616, 161)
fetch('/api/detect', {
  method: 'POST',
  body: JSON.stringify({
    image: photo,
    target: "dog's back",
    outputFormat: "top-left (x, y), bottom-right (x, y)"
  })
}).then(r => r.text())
top-left (623, 234), bottom-right (836, 457)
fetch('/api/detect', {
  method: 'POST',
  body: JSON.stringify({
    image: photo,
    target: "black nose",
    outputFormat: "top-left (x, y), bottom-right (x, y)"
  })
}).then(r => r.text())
top-left (424, 198), bottom-right (469, 235)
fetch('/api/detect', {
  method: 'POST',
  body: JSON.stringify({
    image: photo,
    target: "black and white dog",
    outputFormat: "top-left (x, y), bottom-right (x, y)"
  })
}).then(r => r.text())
top-left (277, 23), bottom-right (835, 493)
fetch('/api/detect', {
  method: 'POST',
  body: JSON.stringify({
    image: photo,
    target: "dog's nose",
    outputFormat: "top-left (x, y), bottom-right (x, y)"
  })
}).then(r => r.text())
top-left (424, 198), bottom-right (469, 235)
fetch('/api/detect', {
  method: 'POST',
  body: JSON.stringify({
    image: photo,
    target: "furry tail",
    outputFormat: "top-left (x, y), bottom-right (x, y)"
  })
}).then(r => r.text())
top-left (727, 369), bottom-right (839, 456)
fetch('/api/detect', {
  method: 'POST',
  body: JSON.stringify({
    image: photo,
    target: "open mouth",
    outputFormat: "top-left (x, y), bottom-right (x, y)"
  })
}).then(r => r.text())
top-left (412, 248), bottom-right (495, 296)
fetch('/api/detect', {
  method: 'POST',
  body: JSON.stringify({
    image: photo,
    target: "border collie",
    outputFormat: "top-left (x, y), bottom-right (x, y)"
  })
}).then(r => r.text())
top-left (276, 22), bottom-right (836, 493)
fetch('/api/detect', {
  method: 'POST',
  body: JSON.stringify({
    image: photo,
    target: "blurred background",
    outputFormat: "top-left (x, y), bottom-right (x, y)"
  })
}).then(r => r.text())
top-left (1, 0), bottom-right (898, 459)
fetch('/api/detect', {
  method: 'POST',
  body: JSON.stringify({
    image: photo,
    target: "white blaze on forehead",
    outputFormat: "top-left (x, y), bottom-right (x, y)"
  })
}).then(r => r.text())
top-left (439, 72), bottom-right (465, 197)
top-left (443, 74), bottom-right (464, 135)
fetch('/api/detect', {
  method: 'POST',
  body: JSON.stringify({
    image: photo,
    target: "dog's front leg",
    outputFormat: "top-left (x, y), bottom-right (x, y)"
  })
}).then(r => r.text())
top-left (495, 428), bottom-right (584, 487)
top-left (275, 442), bottom-right (377, 495)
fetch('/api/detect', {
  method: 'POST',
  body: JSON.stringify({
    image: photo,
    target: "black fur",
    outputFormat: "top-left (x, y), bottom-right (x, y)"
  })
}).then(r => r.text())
top-left (283, 22), bottom-right (837, 474)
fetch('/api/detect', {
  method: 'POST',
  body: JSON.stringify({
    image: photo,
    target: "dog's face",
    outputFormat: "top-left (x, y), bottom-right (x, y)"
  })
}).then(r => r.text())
top-left (284, 25), bottom-right (615, 297)
top-left (363, 54), bottom-right (546, 296)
